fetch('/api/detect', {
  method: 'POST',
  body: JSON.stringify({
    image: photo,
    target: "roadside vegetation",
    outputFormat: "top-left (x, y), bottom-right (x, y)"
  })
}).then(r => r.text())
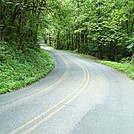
top-left (98, 60), bottom-right (134, 80)
top-left (0, 48), bottom-right (54, 94)
top-left (70, 51), bottom-right (134, 80)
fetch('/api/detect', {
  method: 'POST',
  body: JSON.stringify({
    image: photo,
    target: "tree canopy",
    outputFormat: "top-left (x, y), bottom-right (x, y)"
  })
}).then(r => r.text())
top-left (1, 0), bottom-right (134, 61)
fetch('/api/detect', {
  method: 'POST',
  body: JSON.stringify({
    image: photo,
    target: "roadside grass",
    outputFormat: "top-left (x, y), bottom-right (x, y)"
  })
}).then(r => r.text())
top-left (98, 60), bottom-right (134, 80)
top-left (68, 51), bottom-right (134, 80)
top-left (0, 48), bottom-right (54, 94)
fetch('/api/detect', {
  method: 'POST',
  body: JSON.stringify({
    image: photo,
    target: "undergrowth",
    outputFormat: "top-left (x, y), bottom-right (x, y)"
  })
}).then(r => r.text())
top-left (0, 47), bottom-right (54, 94)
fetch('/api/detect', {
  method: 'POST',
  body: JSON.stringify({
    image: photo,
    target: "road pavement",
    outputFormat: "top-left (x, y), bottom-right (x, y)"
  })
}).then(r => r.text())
top-left (0, 47), bottom-right (134, 134)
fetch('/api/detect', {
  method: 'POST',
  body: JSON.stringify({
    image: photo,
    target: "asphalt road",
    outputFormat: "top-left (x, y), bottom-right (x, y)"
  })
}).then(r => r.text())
top-left (0, 47), bottom-right (134, 134)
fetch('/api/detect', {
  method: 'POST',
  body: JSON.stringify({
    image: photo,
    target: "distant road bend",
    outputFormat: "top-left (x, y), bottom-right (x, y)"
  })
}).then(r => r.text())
top-left (0, 47), bottom-right (134, 134)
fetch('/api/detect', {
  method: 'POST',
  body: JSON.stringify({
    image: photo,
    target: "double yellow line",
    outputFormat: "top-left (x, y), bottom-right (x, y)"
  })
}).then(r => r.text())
top-left (10, 55), bottom-right (90, 134)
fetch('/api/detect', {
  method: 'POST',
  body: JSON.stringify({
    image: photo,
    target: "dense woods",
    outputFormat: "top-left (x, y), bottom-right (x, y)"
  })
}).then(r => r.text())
top-left (0, 0), bottom-right (134, 62)
top-left (0, 0), bottom-right (46, 52)
top-left (46, 0), bottom-right (134, 62)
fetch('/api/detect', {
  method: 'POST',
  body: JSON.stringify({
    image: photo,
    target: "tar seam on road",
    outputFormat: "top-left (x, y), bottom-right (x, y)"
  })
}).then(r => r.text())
top-left (9, 52), bottom-right (90, 134)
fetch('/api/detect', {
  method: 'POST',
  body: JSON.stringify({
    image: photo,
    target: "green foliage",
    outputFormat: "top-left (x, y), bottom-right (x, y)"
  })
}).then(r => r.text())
top-left (0, 48), bottom-right (54, 94)
top-left (1, 0), bottom-right (53, 50)
top-left (43, 0), bottom-right (134, 61)
top-left (1, 0), bottom-right (134, 59)
top-left (126, 34), bottom-right (134, 54)
top-left (99, 60), bottom-right (134, 80)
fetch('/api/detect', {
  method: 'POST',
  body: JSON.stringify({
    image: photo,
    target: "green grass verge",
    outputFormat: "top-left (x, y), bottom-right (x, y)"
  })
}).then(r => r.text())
top-left (98, 60), bottom-right (134, 80)
top-left (0, 49), bottom-right (54, 94)
top-left (68, 50), bottom-right (134, 80)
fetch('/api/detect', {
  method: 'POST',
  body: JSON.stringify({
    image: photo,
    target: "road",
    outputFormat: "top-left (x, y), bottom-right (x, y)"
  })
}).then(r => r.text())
top-left (0, 47), bottom-right (134, 134)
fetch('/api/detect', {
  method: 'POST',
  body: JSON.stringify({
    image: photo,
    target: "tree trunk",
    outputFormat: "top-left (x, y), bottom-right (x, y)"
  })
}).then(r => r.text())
top-left (71, 33), bottom-right (74, 50)
top-left (56, 32), bottom-right (60, 49)
top-left (77, 31), bottom-right (80, 52)
top-left (67, 33), bottom-right (69, 50)
top-left (132, 53), bottom-right (134, 64)
top-left (19, 0), bottom-right (26, 51)
top-left (34, 12), bottom-right (40, 47)
top-left (98, 45), bottom-right (103, 59)
top-left (47, 33), bottom-right (51, 47)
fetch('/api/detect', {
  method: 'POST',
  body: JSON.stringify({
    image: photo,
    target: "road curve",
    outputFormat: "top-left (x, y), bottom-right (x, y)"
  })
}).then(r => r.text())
top-left (0, 47), bottom-right (134, 134)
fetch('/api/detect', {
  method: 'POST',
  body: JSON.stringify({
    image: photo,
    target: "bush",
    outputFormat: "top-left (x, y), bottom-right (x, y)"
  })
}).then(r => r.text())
top-left (0, 48), bottom-right (54, 94)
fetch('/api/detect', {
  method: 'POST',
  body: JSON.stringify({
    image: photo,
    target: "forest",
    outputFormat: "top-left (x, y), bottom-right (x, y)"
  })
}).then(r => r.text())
top-left (1, 0), bottom-right (134, 61)
top-left (47, 0), bottom-right (134, 62)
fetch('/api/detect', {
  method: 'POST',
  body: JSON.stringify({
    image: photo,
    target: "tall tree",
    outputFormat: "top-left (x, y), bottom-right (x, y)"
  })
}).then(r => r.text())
top-left (19, 0), bottom-right (26, 50)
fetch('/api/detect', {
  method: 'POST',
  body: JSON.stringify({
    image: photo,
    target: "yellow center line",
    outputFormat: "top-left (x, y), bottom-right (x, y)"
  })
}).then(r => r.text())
top-left (9, 52), bottom-right (89, 134)
top-left (9, 57), bottom-right (88, 134)
top-left (22, 65), bottom-right (90, 134)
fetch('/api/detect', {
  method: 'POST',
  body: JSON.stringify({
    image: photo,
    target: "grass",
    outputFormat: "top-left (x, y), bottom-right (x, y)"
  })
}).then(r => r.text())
top-left (68, 50), bottom-right (134, 80)
top-left (0, 48), bottom-right (54, 94)
top-left (98, 60), bottom-right (134, 80)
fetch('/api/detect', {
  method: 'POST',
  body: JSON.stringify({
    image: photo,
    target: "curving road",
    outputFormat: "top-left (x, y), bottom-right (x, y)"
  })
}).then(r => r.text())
top-left (0, 47), bottom-right (134, 134)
